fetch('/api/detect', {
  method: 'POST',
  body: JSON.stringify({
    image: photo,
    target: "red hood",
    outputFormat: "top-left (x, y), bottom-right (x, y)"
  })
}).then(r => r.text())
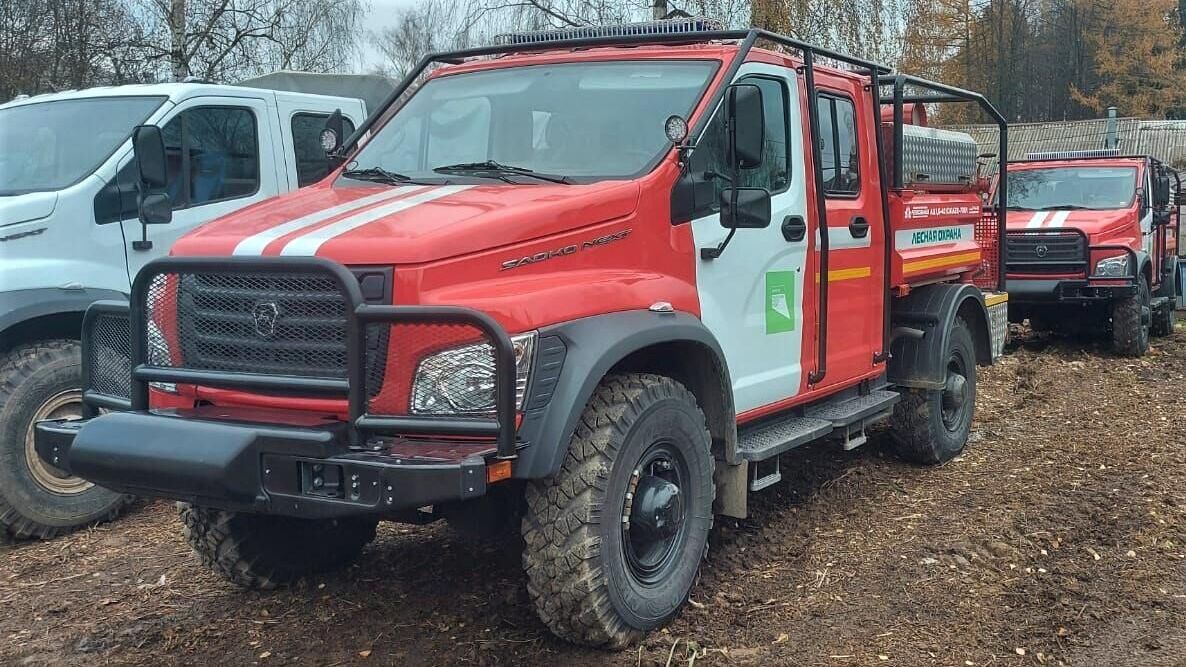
top-left (174, 181), bottom-right (640, 264)
top-left (1004, 208), bottom-right (1135, 239)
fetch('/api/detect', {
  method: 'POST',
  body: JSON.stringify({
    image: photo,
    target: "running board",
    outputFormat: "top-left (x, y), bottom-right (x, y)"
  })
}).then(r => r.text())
top-left (804, 389), bottom-right (900, 427)
top-left (737, 416), bottom-right (832, 462)
top-left (736, 389), bottom-right (900, 463)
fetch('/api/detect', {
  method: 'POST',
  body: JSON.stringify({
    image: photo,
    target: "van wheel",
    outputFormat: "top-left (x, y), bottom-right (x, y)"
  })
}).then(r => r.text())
top-left (180, 504), bottom-right (377, 589)
top-left (522, 374), bottom-right (714, 648)
top-left (889, 317), bottom-right (976, 465)
top-left (0, 341), bottom-right (131, 539)
top-left (1112, 276), bottom-right (1151, 356)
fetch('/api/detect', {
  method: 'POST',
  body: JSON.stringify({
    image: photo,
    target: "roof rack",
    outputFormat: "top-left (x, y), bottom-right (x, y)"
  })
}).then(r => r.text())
top-left (1025, 149), bottom-right (1121, 160)
top-left (494, 18), bottom-right (726, 45)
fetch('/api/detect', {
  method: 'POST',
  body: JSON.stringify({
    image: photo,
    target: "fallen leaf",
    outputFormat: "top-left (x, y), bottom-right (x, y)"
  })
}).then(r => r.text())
top-left (359, 650), bottom-right (372, 658)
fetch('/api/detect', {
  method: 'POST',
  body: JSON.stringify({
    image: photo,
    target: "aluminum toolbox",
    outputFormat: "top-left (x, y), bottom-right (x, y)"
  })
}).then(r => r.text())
top-left (883, 124), bottom-right (979, 187)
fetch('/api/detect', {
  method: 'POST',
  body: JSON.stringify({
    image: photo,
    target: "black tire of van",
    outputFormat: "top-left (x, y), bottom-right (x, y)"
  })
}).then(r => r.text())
top-left (0, 341), bottom-right (132, 539)
top-left (888, 317), bottom-right (976, 465)
top-left (1112, 276), bottom-right (1151, 356)
top-left (521, 373), bottom-right (715, 648)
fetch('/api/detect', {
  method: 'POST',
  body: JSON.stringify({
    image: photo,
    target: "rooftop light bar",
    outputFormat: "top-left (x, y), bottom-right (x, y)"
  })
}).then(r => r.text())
top-left (494, 18), bottom-right (727, 46)
top-left (1025, 149), bottom-right (1121, 160)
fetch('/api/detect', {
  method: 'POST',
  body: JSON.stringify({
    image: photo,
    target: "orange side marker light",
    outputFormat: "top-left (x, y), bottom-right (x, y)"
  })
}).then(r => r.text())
top-left (487, 460), bottom-right (513, 484)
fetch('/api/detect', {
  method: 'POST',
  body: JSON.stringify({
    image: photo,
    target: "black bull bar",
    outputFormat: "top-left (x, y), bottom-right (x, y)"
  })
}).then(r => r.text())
top-left (33, 257), bottom-right (519, 516)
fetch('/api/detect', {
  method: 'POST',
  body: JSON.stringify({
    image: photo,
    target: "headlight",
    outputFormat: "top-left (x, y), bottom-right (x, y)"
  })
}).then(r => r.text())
top-left (1094, 255), bottom-right (1131, 278)
top-left (145, 319), bottom-right (177, 393)
top-left (411, 332), bottom-right (536, 415)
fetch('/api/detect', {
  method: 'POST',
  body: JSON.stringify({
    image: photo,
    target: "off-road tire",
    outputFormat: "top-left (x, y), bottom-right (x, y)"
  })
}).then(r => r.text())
top-left (1152, 301), bottom-right (1176, 337)
top-left (889, 317), bottom-right (976, 465)
top-left (521, 373), bottom-right (715, 648)
top-left (180, 504), bottom-right (377, 589)
top-left (1112, 275), bottom-right (1151, 356)
top-left (0, 341), bottom-right (131, 539)
top-left (1152, 260), bottom-right (1177, 337)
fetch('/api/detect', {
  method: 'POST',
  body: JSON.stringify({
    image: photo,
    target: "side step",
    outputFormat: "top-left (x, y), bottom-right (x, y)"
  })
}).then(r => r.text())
top-left (737, 416), bottom-right (833, 462)
top-left (804, 389), bottom-right (900, 427)
top-left (736, 389), bottom-right (901, 463)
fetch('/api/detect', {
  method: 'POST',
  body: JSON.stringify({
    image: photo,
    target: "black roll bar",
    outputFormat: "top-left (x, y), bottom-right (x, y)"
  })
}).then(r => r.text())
top-left (337, 25), bottom-right (1003, 386)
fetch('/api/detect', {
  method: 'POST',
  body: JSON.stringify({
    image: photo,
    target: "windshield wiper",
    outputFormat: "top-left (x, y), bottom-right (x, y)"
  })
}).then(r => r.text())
top-left (1035, 204), bottom-right (1091, 210)
top-left (341, 166), bottom-right (421, 185)
top-left (433, 160), bottom-right (572, 184)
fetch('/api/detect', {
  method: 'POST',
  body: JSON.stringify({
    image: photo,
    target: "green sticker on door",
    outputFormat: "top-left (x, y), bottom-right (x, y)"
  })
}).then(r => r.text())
top-left (765, 271), bottom-right (796, 334)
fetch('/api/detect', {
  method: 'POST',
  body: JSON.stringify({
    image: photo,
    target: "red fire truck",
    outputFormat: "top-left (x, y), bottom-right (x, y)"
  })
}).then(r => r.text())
top-left (34, 21), bottom-right (1010, 647)
top-left (1001, 150), bottom-right (1180, 355)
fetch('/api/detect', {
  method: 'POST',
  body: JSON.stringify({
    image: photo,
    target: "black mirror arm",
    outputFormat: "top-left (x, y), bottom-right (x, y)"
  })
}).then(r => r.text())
top-left (701, 227), bottom-right (736, 260)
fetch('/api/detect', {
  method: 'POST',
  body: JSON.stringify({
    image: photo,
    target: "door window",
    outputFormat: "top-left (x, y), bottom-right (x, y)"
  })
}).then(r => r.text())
top-left (95, 106), bottom-right (259, 224)
top-left (816, 95), bottom-right (860, 196)
top-left (292, 113), bottom-right (357, 187)
top-left (692, 76), bottom-right (790, 211)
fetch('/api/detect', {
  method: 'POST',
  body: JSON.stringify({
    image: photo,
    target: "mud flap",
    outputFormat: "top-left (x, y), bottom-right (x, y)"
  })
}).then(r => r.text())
top-left (984, 292), bottom-right (1009, 359)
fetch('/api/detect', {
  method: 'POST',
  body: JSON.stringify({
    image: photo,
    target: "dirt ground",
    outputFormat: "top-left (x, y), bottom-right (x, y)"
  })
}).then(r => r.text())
top-left (4, 327), bottom-right (1186, 667)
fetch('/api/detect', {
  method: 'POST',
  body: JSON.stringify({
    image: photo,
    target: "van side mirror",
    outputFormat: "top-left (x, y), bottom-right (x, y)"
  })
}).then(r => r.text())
top-left (727, 84), bottom-right (764, 171)
top-left (130, 125), bottom-right (171, 249)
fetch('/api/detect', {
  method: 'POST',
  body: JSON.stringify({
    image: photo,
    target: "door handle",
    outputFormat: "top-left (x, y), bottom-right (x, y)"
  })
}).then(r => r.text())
top-left (781, 215), bottom-right (807, 242)
top-left (848, 216), bottom-right (870, 239)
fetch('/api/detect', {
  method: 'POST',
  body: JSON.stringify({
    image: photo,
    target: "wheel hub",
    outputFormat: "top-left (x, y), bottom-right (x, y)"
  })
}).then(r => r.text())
top-left (629, 475), bottom-right (684, 541)
top-left (24, 389), bottom-right (92, 496)
top-left (942, 374), bottom-right (968, 412)
top-left (622, 445), bottom-right (691, 586)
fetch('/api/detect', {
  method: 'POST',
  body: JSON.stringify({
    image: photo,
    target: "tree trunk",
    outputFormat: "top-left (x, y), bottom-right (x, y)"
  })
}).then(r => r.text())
top-left (170, 0), bottom-right (187, 80)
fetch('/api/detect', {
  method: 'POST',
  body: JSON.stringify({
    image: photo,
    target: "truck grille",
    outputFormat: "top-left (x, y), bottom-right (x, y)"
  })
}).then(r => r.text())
top-left (175, 273), bottom-right (352, 379)
top-left (1005, 230), bottom-right (1086, 275)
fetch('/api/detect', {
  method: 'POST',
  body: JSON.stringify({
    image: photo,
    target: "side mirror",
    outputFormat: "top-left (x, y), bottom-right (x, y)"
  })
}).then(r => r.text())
top-left (720, 187), bottom-right (772, 229)
top-left (1154, 172), bottom-right (1172, 207)
top-left (131, 126), bottom-right (171, 235)
top-left (727, 84), bottom-right (764, 171)
top-left (132, 125), bottom-right (169, 192)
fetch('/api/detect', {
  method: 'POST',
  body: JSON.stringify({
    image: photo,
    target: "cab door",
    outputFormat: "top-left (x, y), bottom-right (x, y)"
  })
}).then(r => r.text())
top-left (807, 85), bottom-right (884, 391)
top-left (101, 94), bottom-right (283, 280)
top-left (689, 63), bottom-right (812, 415)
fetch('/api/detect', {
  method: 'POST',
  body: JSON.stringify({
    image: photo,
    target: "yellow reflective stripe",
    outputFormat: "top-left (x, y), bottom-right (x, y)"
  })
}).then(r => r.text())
top-left (814, 266), bottom-right (872, 283)
top-left (902, 251), bottom-right (982, 274)
top-left (983, 292), bottom-right (1009, 307)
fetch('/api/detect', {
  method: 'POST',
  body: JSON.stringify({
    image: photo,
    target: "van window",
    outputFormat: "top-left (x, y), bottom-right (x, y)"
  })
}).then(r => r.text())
top-left (292, 113), bottom-right (356, 186)
top-left (691, 75), bottom-right (791, 212)
top-left (95, 106), bottom-right (260, 224)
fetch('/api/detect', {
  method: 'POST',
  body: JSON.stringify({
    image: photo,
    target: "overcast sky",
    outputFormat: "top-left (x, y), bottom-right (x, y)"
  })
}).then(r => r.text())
top-left (357, 0), bottom-right (421, 71)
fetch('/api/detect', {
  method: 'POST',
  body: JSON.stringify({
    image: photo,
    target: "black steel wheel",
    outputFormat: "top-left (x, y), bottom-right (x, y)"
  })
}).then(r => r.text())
top-left (889, 317), bottom-right (977, 465)
top-left (522, 373), bottom-right (714, 648)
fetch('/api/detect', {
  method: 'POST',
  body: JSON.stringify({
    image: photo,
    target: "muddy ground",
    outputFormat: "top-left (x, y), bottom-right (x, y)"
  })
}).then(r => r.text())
top-left (3, 327), bottom-right (1186, 666)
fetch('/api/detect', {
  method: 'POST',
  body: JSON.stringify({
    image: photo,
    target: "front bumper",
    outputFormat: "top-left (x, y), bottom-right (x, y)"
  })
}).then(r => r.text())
top-left (35, 407), bottom-right (491, 518)
top-left (1006, 277), bottom-right (1136, 304)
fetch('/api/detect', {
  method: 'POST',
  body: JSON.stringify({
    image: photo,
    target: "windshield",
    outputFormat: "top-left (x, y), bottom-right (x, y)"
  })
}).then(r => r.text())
top-left (0, 96), bottom-right (166, 196)
top-left (346, 60), bottom-right (718, 183)
top-left (1006, 166), bottom-right (1138, 210)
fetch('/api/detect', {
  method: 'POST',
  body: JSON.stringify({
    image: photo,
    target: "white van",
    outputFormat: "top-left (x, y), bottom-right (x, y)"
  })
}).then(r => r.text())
top-left (0, 82), bottom-right (369, 539)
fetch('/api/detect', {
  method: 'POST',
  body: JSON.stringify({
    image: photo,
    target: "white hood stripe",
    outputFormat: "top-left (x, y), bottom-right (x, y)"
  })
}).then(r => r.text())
top-left (1047, 211), bottom-right (1070, 228)
top-left (280, 185), bottom-right (474, 257)
top-left (232, 187), bottom-right (422, 256)
top-left (1025, 212), bottom-right (1047, 228)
